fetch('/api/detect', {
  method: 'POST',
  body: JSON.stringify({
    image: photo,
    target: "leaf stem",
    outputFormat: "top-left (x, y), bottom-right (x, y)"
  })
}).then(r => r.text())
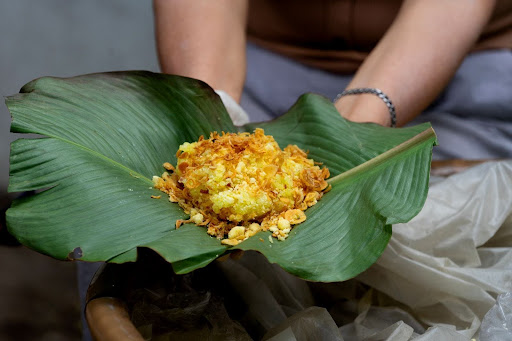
top-left (328, 127), bottom-right (436, 185)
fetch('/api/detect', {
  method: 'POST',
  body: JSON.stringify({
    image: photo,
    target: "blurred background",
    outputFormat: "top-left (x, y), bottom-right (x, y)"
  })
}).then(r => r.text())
top-left (0, 1), bottom-right (159, 339)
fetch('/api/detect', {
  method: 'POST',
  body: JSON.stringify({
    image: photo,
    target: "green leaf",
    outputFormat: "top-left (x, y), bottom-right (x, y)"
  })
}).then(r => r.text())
top-left (7, 72), bottom-right (232, 262)
top-left (6, 72), bottom-right (436, 282)
top-left (238, 95), bottom-right (436, 281)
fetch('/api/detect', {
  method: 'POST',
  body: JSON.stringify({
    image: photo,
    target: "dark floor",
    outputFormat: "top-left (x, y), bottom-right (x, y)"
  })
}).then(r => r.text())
top-left (0, 245), bottom-right (81, 341)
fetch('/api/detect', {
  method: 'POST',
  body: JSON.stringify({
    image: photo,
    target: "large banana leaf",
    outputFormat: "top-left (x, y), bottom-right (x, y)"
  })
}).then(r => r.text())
top-left (6, 71), bottom-right (436, 282)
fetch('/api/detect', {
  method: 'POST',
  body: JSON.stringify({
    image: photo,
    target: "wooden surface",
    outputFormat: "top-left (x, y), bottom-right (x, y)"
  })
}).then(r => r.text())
top-left (86, 297), bottom-right (144, 341)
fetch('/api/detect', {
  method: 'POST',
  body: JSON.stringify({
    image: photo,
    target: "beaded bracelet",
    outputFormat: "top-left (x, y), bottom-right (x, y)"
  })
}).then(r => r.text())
top-left (333, 88), bottom-right (397, 128)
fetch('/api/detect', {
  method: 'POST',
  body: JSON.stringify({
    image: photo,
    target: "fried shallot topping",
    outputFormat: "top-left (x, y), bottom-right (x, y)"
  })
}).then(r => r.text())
top-left (153, 128), bottom-right (329, 245)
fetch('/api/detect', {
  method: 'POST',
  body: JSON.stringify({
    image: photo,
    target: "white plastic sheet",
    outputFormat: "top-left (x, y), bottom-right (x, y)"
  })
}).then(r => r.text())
top-left (217, 161), bottom-right (512, 340)
top-left (355, 161), bottom-right (512, 340)
top-left (480, 292), bottom-right (512, 340)
top-left (215, 89), bottom-right (250, 126)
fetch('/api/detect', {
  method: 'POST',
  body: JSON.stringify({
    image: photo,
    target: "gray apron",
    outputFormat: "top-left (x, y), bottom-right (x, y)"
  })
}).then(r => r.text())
top-left (242, 43), bottom-right (512, 160)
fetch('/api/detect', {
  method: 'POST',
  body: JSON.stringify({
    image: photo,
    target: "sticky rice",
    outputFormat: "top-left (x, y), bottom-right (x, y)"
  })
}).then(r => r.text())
top-left (153, 128), bottom-right (330, 245)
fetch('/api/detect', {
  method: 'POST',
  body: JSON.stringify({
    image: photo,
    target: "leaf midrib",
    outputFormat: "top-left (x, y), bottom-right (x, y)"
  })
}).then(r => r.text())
top-left (328, 127), bottom-right (436, 185)
top-left (34, 132), bottom-right (154, 185)
top-left (27, 125), bottom-right (435, 190)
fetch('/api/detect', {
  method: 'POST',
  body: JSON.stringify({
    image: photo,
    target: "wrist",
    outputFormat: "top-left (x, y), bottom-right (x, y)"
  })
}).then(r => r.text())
top-left (334, 88), bottom-right (396, 127)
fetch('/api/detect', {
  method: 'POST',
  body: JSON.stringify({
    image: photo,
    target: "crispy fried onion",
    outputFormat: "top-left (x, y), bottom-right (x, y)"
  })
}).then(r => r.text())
top-left (153, 128), bottom-right (330, 245)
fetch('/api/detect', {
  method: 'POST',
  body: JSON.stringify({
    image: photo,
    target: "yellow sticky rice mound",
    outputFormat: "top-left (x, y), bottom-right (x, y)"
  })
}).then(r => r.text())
top-left (152, 128), bottom-right (330, 245)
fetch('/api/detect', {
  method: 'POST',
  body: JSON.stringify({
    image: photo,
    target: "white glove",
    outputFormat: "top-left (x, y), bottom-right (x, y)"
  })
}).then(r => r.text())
top-left (215, 90), bottom-right (250, 126)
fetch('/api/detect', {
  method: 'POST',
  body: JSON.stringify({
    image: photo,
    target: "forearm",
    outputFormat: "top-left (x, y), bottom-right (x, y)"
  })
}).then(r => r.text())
top-left (153, 0), bottom-right (248, 102)
top-left (335, 0), bottom-right (495, 126)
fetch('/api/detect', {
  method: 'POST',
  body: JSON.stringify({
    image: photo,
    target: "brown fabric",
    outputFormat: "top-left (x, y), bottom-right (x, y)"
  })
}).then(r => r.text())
top-left (247, 0), bottom-right (512, 74)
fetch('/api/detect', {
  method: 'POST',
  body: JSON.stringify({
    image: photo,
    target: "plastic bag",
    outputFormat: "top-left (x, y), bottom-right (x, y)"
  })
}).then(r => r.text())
top-left (353, 161), bottom-right (512, 339)
top-left (219, 161), bottom-right (512, 340)
top-left (480, 292), bottom-right (512, 340)
top-left (101, 161), bottom-right (512, 340)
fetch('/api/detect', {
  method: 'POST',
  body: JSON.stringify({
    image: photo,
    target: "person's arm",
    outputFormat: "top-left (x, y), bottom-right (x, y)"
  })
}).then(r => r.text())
top-left (335, 0), bottom-right (496, 127)
top-left (153, 0), bottom-right (248, 102)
